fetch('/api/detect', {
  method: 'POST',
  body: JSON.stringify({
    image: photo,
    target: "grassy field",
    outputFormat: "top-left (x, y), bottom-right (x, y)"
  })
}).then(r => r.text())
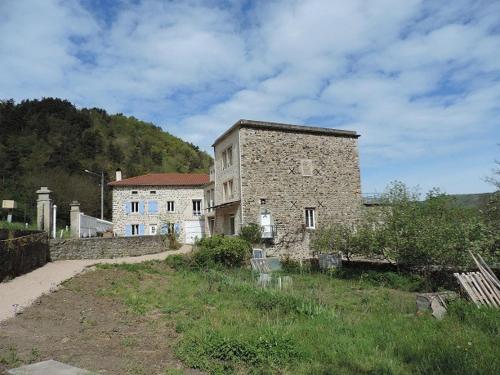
top-left (94, 262), bottom-right (499, 375)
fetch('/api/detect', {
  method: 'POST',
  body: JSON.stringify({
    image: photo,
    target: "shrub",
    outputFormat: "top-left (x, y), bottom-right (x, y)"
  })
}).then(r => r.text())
top-left (192, 235), bottom-right (251, 268)
top-left (281, 256), bottom-right (304, 273)
top-left (312, 224), bottom-right (358, 260)
top-left (377, 184), bottom-right (499, 274)
top-left (239, 223), bottom-right (262, 245)
top-left (165, 254), bottom-right (192, 270)
top-left (314, 182), bottom-right (499, 281)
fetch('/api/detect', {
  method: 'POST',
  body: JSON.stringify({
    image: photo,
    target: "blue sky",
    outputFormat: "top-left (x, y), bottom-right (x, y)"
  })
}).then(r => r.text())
top-left (1, 0), bottom-right (499, 194)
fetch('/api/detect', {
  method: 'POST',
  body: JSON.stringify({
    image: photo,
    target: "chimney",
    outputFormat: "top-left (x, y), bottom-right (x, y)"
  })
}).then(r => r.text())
top-left (115, 169), bottom-right (122, 181)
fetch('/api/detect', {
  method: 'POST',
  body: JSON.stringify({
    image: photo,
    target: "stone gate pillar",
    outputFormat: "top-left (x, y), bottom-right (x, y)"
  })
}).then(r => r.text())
top-left (70, 201), bottom-right (81, 238)
top-left (36, 187), bottom-right (52, 233)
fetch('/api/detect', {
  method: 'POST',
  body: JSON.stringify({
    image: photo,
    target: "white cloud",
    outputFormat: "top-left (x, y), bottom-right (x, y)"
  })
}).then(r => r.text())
top-left (0, 0), bottom-right (499, 193)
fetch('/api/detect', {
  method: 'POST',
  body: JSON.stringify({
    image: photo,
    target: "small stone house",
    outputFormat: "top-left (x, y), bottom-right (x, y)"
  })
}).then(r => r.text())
top-left (204, 120), bottom-right (362, 258)
top-left (108, 173), bottom-right (209, 243)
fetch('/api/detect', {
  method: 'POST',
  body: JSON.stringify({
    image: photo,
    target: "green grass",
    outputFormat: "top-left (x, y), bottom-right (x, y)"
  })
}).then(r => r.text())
top-left (0, 221), bottom-right (36, 231)
top-left (96, 263), bottom-right (500, 375)
top-left (0, 346), bottom-right (21, 367)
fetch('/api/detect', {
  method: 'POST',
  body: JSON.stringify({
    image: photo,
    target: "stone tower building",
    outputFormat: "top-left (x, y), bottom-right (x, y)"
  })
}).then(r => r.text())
top-left (205, 119), bottom-right (362, 259)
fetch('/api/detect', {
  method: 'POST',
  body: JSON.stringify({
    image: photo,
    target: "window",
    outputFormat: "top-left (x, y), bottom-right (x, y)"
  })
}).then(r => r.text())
top-left (149, 224), bottom-right (157, 235)
top-left (208, 218), bottom-right (215, 236)
top-left (167, 223), bottom-right (175, 234)
top-left (131, 201), bottom-right (139, 213)
top-left (148, 200), bottom-right (158, 214)
top-left (305, 208), bottom-right (316, 229)
top-left (223, 179), bottom-right (234, 201)
top-left (301, 159), bottom-right (313, 176)
top-left (150, 190), bottom-right (156, 194)
top-left (229, 215), bottom-right (236, 235)
top-left (226, 146), bottom-right (233, 168)
top-left (222, 146), bottom-right (233, 169)
top-left (126, 224), bottom-right (143, 236)
top-left (131, 191), bottom-right (138, 195)
top-left (206, 189), bottom-right (215, 212)
top-left (167, 201), bottom-right (175, 213)
top-left (192, 199), bottom-right (202, 216)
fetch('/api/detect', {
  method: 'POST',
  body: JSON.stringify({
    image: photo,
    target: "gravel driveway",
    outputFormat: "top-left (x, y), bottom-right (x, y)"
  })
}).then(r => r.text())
top-left (0, 245), bottom-right (191, 322)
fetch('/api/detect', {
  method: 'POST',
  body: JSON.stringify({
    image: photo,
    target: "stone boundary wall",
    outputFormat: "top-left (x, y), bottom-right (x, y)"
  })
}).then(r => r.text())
top-left (49, 235), bottom-right (167, 260)
top-left (0, 229), bottom-right (38, 241)
top-left (0, 231), bottom-right (50, 282)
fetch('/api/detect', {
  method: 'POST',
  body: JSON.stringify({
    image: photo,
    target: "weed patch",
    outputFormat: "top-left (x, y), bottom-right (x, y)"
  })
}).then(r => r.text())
top-left (177, 328), bottom-right (298, 373)
top-left (90, 262), bottom-right (500, 374)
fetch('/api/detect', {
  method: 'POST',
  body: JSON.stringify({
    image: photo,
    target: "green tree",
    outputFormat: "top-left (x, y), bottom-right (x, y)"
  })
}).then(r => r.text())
top-left (0, 98), bottom-right (213, 225)
top-left (313, 182), bottom-right (498, 279)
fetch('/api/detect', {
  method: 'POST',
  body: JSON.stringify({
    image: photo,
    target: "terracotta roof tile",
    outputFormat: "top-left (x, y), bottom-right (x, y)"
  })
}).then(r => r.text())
top-left (108, 173), bottom-right (209, 187)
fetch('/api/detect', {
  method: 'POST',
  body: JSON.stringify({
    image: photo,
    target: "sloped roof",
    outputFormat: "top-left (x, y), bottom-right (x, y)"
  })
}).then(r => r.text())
top-left (108, 173), bottom-right (209, 187)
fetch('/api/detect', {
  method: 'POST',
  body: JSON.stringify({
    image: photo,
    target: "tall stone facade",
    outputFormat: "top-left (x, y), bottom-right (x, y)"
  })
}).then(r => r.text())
top-left (209, 120), bottom-right (362, 259)
top-left (111, 185), bottom-right (205, 243)
top-left (239, 126), bottom-right (362, 258)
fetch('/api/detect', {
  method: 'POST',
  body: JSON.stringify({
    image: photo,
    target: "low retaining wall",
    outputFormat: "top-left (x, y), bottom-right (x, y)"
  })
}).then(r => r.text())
top-left (0, 230), bottom-right (50, 282)
top-left (49, 235), bottom-right (167, 260)
top-left (0, 229), bottom-right (37, 241)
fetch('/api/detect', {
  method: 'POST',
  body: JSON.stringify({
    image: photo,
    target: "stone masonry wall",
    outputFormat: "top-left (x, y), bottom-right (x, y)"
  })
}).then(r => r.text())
top-left (49, 235), bottom-right (166, 260)
top-left (112, 185), bottom-right (205, 242)
top-left (1, 231), bottom-right (50, 281)
top-left (239, 127), bottom-right (362, 259)
top-left (213, 128), bottom-right (241, 205)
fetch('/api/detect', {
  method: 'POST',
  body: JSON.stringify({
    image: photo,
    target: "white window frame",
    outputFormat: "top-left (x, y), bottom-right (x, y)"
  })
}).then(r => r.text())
top-left (192, 199), bottom-right (202, 216)
top-left (305, 208), bottom-right (316, 229)
top-left (167, 201), bottom-right (175, 213)
top-left (131, 201), bottom-right (139, 213)
top-left (131, 224), bottom-right (140, 236)
top-left (149, 224), bottom-right (158, 235)
top-left (223, 179), bottom-right (234, 201)
top-left (222, 146), bottom-right (233, 169)
top-left (226, 146), bottom-right (233, 168)
top-left (222, 150), bottom-right (227, 169)
top-left (209, 189), bottom-right (215, 212)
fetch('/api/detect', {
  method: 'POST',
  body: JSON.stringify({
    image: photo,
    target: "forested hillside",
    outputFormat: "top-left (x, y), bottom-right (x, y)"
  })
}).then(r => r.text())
top-left (0, 98), bottom-right (212, 225)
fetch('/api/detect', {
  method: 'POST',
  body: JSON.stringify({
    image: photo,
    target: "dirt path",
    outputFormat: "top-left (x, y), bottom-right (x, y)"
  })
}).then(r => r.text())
top-left (0, 245), bottom-right (191, 322)
top-left (0, 263), bottom-right (202, 375)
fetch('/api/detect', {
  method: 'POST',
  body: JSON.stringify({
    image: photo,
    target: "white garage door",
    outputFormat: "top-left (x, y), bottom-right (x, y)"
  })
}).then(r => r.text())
top-left (184, 220), bottom-right (204, 244)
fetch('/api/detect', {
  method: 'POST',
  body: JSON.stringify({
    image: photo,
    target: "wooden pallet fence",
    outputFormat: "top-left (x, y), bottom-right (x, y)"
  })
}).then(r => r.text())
top-left (453, 252), bottom-right (500, 308)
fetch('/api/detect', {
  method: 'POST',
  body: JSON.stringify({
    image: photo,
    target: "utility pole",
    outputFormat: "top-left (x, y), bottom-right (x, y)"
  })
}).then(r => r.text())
top-left (84, 169), bottom-right (105, 220)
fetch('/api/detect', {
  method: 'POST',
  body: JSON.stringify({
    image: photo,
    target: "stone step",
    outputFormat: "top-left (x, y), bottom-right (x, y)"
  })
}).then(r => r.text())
top-left (7, 360), bottom-right (94, 375)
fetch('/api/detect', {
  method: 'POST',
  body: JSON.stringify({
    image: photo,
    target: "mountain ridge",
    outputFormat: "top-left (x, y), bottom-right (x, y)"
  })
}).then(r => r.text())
top-left (0, 97), bottom-right (212, 224)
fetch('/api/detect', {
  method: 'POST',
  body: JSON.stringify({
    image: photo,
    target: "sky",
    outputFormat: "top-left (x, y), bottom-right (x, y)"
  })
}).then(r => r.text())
top-left (1, 0), bottom-right (499, 195)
